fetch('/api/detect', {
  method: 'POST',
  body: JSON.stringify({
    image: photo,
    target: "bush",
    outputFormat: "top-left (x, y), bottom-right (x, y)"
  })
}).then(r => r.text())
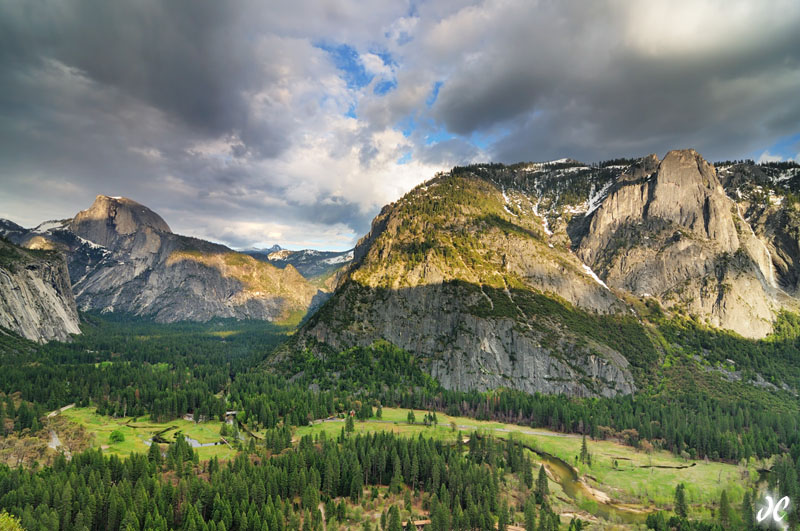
top-left (0, 511), bottom-right (24, 531)
top-left (109, 430), bottom-right (125, 443)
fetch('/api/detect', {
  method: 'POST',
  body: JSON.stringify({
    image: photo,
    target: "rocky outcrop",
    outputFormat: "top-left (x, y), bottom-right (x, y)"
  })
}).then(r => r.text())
top-left (0, 239), bottom-right (80, 342)
top-left (578, 150), bottom-right (775, 338)
top-left (1, 195), bottom-right (320, 324)
top-left (304, 282), bottom-right (636, 398)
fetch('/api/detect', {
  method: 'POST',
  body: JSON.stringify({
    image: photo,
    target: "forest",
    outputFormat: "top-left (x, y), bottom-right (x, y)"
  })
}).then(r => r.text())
top-left (0, 313), bottom-right (798, 529)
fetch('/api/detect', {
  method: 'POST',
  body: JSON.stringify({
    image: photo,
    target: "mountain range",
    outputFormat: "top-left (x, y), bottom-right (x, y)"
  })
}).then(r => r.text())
top-left (0, 196), bottom-right (352, 340)
top-left (3, 149), bottom-right (800, 398)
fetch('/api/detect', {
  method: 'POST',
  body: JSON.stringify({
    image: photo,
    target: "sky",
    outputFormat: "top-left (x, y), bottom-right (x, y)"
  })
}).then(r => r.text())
top-left (1, 1), bottom-right (799, 251)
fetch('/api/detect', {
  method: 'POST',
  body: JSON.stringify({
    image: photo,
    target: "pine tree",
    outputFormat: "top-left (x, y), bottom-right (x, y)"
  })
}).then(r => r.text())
top-left (719, 489), bottom-right (731, 528)
top-left (524, 496), bottom-right (537, 531)
top-left (580, 434), bottom-right (588, 464)
top-left (497, 499), bottom-right (508, 531)
top-left (741, 489), bottom-right (754, 530)
top-left (674, 483), bottom-right (688, 518)
top-left (536, 465), bottom-right (549, 502)
top-left (523, 459), bottom-right (534, 489)
top-left (388, 505), bottom-right (402, 531)
top-left (148, 442), bottom-right (162, 467)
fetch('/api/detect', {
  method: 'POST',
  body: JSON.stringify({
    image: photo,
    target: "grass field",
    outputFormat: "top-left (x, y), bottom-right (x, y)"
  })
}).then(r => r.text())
top-left (59, 407), bottom-right (236, 460)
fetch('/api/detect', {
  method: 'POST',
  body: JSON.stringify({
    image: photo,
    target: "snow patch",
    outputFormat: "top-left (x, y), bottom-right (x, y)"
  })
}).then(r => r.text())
top-left (774, 170), bottom-right (797, 183)
top-left (33, 220), bottom-right (68, 233)
top-left (586, 180), bottom-right (613, 215)
top-left (75, 235), bottom-right (109, 252)
top-left (322, 251), bottom-right (354, 265)
top-left (532, 198), bottom-right (552, 236)
top-left (582, 264), bottom-right (609, 290)
top-left (501, 188), bottom-right (517, 217)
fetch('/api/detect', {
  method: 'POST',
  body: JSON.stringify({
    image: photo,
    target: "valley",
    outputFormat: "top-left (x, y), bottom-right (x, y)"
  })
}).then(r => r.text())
top-left (29, 399), bottom-right (762, 529)
top-left (2, 153), bottom-right (800, 530)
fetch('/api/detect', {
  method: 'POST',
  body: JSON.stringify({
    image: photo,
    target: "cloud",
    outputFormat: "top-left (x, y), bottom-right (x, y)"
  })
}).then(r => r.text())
top-left (758, 151), bottom-right (784, 164)
top-left (0, 0), bottom-right (799, 250)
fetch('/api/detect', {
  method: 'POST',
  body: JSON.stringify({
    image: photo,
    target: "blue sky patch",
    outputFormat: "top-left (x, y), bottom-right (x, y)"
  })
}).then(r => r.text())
top-left (470, 127), bottom-right (511, 150)
top-left (374, 79), bottom-right (397, 95)
top-left (370, 49), bottom-right (397, 68)
top-left (425, 127), bottom-right (456, 146)
top-left (754, 132), bottom-right (800, 161)
top-left (315, 42), bottom-right (373, 89)
top-left (427, 81), bottom-right (443, 107)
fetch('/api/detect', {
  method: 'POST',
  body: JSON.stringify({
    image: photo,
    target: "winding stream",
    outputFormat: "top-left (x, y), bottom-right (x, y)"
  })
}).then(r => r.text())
top-left (534, 450), bottom-right (649, 524)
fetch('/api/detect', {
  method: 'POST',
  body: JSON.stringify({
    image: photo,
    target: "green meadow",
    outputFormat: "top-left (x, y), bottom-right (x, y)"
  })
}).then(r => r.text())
top-left (59, 407), bottom-right (236, 460)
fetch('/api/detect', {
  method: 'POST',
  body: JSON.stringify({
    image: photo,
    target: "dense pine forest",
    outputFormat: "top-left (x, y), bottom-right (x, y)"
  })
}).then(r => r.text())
top-left (1, 313), bottom-right (799, 529)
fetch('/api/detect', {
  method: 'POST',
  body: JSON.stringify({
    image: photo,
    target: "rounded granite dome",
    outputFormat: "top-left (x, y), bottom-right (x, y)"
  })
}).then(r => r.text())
top-left (69, 195), bottom-right (171, 247)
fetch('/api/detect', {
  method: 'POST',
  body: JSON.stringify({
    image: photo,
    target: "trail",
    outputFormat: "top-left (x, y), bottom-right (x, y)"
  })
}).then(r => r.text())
top-left (48, 430), bottom-right (62, 450)
top-left (47, 403), bottom-right (75, 418)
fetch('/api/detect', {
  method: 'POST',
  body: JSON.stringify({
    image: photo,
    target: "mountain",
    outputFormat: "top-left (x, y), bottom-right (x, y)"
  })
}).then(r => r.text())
top-left (0, 238), bottom-right (80, 342)
top-left (1, 195), bottom-right (321, 324)
top-left (245, 247), bottom-right (353, 288)
top-left (290, 150), bottom-right (800, 397)
top-left (576, 150), bottom-right (778, 337)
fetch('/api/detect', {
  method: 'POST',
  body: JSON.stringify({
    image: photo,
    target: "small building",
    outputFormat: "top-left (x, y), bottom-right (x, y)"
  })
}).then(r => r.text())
top-left (401, 520), bottom-right (431, 530)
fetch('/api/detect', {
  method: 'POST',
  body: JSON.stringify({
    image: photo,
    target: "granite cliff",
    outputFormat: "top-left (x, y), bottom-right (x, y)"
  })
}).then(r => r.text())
top-left (0, 238), bottom-right (80, 342)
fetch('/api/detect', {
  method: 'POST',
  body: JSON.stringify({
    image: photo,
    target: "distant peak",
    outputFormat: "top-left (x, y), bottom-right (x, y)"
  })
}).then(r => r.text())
top-left (70, 194), bottom-right (171, 245)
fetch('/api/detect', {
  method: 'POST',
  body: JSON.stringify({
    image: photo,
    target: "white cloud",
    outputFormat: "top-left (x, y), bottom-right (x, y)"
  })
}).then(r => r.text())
top-left (758, 151), bottom-right (784, 163)
top-left (361, 53), bottom-right (393, 78)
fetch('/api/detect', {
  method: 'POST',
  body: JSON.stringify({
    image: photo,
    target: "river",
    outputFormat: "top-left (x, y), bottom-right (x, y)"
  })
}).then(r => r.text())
top-left (534, 449), bottom-right (649, 525)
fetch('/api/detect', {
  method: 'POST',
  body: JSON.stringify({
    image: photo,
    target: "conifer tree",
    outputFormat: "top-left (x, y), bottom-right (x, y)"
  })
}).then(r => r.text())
top-left (719, 489), bottom-right (731, 528)
top-left (536, 465), bottom-right (549, 502)
top-left (674, 483), bottom-right (688, 518)
top-left (524, 496), bottom-right (537, 531)
top-left (580, 434), bottom-right (588, 464)
top-left (388, 506), bottom-right (402, 531)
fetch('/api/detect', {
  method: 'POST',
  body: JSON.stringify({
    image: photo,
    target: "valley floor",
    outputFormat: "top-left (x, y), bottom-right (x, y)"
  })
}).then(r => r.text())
top-left (51, 405), bottom-right (761, 529)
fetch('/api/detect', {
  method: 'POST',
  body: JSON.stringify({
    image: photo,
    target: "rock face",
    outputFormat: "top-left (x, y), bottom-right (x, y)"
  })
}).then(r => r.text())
top-left (294, 164), bottom-right (641, 398)
top-left (1, 196), bottom-right (320, 324)
top-left (577, 150), bottom-right (774, 338)
top-left (293, 150), bottom-right (800, 396)
top-left (0, 239), bottom-right (80, 342)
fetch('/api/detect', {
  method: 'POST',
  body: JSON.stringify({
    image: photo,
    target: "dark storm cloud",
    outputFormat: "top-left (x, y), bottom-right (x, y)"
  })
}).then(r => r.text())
top-left (1, 0), bottom-right (799, 250)
top-left (423, 1), bottom-right (800, 163)
top-left (0, 1), bottom-right (288, 156)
